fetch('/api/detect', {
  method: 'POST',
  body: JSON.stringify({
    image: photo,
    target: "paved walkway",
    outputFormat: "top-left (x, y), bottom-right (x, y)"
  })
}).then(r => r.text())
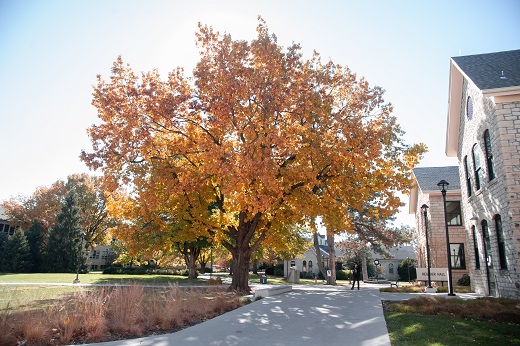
top-left (84, 283), bottom-right (392, 346)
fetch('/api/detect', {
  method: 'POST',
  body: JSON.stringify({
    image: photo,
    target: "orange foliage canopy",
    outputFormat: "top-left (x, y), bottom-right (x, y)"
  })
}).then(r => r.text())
top-left (82, 18), bottom-right (426, 292)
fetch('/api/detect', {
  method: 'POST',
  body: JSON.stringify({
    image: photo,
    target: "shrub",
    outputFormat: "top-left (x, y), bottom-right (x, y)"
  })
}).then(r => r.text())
top-left (102, 266), bottom-right (184, 275)
top-left (274, 264), bottom-right (284, 277)
top-left (208, 277), bottom-right (222, 285)
top-left (397, 258), bottom-right (417, 281)
top-left (457, 274), bottom-right (471, 286)
top-left (336, 270), bottom-right (348, 280)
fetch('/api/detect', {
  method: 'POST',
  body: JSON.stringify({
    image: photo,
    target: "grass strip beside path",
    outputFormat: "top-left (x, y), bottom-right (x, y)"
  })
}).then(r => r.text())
top-left (385, 312), bottom-right (520, 345)
top-left (384, 296), bottom-right (520, 346)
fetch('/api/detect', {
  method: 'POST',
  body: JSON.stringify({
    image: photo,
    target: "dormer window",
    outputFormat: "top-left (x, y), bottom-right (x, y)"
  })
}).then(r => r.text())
top-left (466, 96), bottom-right (473, 120)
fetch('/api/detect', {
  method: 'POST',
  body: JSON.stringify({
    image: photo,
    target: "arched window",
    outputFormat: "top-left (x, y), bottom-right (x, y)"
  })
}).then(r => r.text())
top-left (466, 96), bottom-right (473, 120)
top-left (308, 260), bottom-right (313, 272)
top-left (472, 144), bottom-right (482, 190)
top-left (481, 220), bottom-right (492, 269)
top-left (495, 215), bottom-right (507, 269)
top-left (388, 263), bottom-right (394, 274)
top-left (302, 260), bottom-right (307, 272)
top-left (484, 130), bottom-right (495, 181)
top-left (464, 156), bottom-right (472, 197)
top-left (472, 226), bottom-right (480, 269)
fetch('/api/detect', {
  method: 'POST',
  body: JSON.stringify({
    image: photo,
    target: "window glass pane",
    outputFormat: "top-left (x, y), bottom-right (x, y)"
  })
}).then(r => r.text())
top-left (484, 130), bottom-right (495, 180)
top-left (495, 215), bottom-right (507, 270)
top-left (450, 243), bottom-right (466, 269)
top-left (464, 156), bottom-right (472, 197)
top-left (446, 201), bottom-right (462, 226)
top-left (472, 226), bottom-right (480, 269)
top-left (473, 144), bottom-right (482, 190)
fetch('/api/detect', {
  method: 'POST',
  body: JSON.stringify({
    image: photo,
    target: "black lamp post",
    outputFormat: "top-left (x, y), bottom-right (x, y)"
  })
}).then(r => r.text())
top-left (406, 257), bottom-right (411, 283)
top-left (74, 233), bottom-right (85, 284)
top-left (374, 259), bottom-right (381, 281)
top-left (421, 204), bottom-right (432, 288)
top-left (438, 179), bottom-right (456, 296)
top-left (210, 246), bottom-right (213, 279)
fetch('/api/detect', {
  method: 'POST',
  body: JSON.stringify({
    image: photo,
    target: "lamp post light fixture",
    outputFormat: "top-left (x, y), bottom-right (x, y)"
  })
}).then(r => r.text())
top-left (374, 259), bottom-right (381, 282)
top-left (421, 204), bottom-right (433, 288)
top-left (438, 179), bottom-right (456, 296)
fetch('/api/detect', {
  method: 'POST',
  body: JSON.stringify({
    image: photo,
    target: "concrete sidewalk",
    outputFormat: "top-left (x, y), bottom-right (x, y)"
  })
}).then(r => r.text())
top-left (84, 284), bottom-right (391, 346)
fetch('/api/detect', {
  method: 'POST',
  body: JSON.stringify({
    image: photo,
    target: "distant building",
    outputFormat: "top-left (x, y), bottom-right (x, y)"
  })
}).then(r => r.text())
top-left (283, 234), bottom-right (343, 278)
top-left (409, 166), bottom-right (469, 285)
top-left (370, 245), bottom-right (415, 281)
top-left (88, 244), bottom-right (115, 270)
top-left (0, 206), bottom-right (16, 236)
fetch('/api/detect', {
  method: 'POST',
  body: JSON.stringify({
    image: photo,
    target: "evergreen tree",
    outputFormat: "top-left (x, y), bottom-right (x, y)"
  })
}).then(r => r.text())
top-left (398, 257), bottom-right (417, 282)
top-left (45, 193), bottom-right (88, 273)
top-left (27, 220), bottom-right (46, 272)
top-left (0, 231), bottom-right (8, 272)
top-left (3, 229), bottom-right (32, 272)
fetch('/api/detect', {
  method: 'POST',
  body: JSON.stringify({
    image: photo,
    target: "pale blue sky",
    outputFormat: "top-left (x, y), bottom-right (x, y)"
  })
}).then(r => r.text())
top-left (1, 0), bottom-right (519, 227)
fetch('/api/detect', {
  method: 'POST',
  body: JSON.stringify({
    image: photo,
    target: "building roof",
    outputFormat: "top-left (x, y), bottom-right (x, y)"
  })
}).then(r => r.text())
top-left (408, 166), bottom-right (460, 214)
top-left (370, 245), bottom-right (415, 261)
top-left (452, 49), bottom-right (520, 91)
top-left (413, 166), bottom-right (460, 192)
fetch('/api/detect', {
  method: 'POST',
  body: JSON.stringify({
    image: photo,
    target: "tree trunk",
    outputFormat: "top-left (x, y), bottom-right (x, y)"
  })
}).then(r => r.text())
top-left (361, 250), bottom-right (368, 282)
top-left (184, 251), bottom-right (198, 279)
top-left (313, 231), bottom-right (327, 282)
top-left (183, 245), bottom-right (200, 280)
top-left (252, 259), bottom-right (258, 275)
top-left (222, 212), bottom-right (267, 293)
top-left (327, 231), bottom-right (336, 285)
top-left (199, 256), bottom-right (207, 272)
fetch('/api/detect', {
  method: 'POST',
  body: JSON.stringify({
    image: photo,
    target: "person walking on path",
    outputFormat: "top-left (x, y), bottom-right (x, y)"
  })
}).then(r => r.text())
top-left (351, 262), bottom-right (361, 290)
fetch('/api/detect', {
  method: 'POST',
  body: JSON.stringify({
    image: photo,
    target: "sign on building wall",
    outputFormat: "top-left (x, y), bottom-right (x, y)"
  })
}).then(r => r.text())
top-left (416, 268), bottom-right (448, 282)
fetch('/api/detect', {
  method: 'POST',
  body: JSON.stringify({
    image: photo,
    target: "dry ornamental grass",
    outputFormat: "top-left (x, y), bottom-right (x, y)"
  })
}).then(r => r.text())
top-left (0, 284), bottom-right (243, 346)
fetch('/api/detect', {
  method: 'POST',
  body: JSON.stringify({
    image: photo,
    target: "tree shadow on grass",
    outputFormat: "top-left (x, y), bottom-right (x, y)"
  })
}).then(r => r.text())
top-left (92, 275), bottom-right (209, 286)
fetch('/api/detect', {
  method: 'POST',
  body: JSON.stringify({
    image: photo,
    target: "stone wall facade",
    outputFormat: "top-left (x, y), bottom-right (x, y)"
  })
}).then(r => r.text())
top-left (456, 78), bottom-right (520, 298)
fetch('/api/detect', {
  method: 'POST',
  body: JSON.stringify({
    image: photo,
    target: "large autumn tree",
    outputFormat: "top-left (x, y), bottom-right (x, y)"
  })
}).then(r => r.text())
top-left (82, 18), bottom-right (425, 293)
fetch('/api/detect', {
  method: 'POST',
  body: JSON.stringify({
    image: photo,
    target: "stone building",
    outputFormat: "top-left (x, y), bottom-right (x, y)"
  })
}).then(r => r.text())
top-left (409, 166), bottom-right (469, 285)
top-left (369, 245), bottom-right (415, 281)
top-left (283, 234), bottom-right (343, 279)
top-left (444, 49), bottom-right (520, 298)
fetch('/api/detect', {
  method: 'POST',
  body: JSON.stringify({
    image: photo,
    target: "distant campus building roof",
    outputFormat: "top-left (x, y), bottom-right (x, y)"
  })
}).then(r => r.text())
top-left (413, 166), bottom-right (461, 192)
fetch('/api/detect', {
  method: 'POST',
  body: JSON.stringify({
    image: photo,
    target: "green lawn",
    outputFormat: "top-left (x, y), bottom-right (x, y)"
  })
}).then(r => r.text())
top-left (0, 272), bottom-right (210, 311)
top-left (0, 285), bottom-right (88, 310)
top-left (0, 272), bottom-right (206, 285)
top-left (385, 312), bottom-right (520, 345)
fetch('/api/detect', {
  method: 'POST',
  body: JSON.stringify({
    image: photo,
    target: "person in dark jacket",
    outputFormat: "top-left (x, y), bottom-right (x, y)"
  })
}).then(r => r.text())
top-left (351, 262), bottom-right (361, 290)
